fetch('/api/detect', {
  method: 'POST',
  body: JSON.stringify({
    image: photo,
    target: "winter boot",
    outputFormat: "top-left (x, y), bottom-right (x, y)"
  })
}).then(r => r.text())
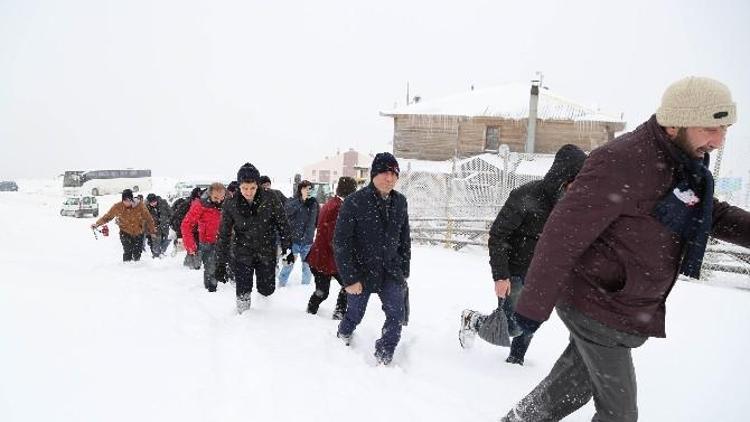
top-left (236, 293), bottom-right (252, 315)
top-left (505, 334), bottom-right (532, 365)
top-left (374, 351), bottom-right (393, 366)
top-left (332, 289), bottom-right (347, 320)
top-left (505, 355), bottom-right (524, 366)
top-left (459, 309), bottom-right (481, 349)
top-left (336, 332), bottom-right (352, 346)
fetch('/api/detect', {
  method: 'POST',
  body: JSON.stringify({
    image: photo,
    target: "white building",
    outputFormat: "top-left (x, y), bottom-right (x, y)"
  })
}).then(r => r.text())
top-left (302, 149), bottom-right (373, 185)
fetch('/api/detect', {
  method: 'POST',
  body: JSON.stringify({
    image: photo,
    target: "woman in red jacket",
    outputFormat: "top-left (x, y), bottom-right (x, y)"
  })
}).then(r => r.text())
top-left (306, 177), bottom-right (358, 318)
top-left (181, 182), bottom-right (226, 292)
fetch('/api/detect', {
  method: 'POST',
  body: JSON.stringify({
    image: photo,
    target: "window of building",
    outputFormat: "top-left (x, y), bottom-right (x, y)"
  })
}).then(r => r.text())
top-left (485, 126), bottom-right (500, 151)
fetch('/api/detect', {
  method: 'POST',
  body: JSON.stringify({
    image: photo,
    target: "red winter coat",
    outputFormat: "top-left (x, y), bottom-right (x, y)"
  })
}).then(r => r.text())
top-left (181, 198), bottom-right (223, 254)
top-left (306, 196), bottom-right (343, 275)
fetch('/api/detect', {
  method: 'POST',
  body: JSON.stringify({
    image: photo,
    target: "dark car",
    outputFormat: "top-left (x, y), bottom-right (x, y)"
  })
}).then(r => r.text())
top-left (0, 181), bottom-right (18, 192)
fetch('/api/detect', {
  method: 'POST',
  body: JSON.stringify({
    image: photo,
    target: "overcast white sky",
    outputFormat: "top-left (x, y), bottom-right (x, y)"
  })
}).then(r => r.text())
top-left (1, 0), bottom-right (749, 185)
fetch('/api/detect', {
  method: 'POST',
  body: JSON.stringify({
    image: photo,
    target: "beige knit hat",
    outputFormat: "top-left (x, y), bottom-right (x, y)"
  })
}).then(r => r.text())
top-left (656, 76), bottom-right (736, 127)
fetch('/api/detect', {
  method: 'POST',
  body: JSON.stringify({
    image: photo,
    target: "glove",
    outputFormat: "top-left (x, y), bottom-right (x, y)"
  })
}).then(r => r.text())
top-left (285, 252), bottom-right (296, 265)
top-left (304, 197), bottom-right (316, 207)
top-left (511, 312), bottom-right (542, 337)
top-left (214, 264), bottom-right (227, 284)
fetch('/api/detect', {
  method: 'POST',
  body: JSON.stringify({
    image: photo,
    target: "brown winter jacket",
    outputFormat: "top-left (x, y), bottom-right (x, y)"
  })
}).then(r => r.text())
top-left (516, 115), bottom-right (750, 338)
top-left (95, 202), bottom-right (156, 237)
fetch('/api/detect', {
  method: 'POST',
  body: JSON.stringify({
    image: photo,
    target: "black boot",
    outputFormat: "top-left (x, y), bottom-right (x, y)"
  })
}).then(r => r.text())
top-left (506, 334), bottom-right (533, 365)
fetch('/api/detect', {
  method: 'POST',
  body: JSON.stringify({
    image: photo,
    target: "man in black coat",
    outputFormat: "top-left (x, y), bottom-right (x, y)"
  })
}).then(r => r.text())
top-left (459, 144), bottom-right (587, 365)
top-left (215, 163), bottom-right (293, 314)
top-left (334, 152), bottom-right (411, 365)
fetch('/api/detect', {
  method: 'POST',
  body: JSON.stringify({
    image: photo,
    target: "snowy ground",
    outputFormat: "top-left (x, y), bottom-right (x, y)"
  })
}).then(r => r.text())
top-left (1, 181), bottom-right (749, 422)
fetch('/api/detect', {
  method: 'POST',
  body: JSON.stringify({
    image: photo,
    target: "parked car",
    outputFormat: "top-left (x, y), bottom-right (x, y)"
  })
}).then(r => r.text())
top-left (0, 181), bottom-right (18, 191)
top-left (60, 195), bottom-right (99, 218)
top-left (309, 182), bottom-right (334, 203)
top-left (168, 181), bottom-right (212, 203)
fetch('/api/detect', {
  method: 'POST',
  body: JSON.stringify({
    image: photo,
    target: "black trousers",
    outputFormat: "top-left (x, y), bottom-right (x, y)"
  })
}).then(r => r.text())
top-left (199, 243), bottom-right (218, 291)
top-left (233, 256), bottom-right (276, 298)
top-left (307, 268), bottom-right (346, 314)
top-left (120, 232), bottom-right (144, 262)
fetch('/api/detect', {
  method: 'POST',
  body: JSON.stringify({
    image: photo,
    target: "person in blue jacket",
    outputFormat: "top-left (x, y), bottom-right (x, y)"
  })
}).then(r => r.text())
top-left (278, 180), bottom-right (319, 286)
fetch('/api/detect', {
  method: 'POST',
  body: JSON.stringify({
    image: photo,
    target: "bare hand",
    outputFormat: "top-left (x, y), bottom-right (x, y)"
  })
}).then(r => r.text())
top-left (494, 279), bottom-right (511, 298)
top-left (345, 282), bottom-right (363, 295)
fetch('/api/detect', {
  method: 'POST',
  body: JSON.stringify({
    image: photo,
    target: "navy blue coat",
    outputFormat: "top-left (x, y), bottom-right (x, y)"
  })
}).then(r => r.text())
top-left (334, 183), bottom-right (411, 293)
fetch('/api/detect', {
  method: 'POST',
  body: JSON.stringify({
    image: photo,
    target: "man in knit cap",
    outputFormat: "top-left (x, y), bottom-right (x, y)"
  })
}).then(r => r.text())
top-left (500, 78), bottom-right (750, 421)
top-left (92, 189), bottom-right (156, 262)
top-left (215, 163), bottom-right (293, 314)
top-left (334, 152), bottom-right (411, 365)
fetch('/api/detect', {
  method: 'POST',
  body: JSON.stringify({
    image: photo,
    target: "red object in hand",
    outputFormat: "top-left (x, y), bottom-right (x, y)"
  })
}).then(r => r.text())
top-left (100, 225), bottom-right (109, 237)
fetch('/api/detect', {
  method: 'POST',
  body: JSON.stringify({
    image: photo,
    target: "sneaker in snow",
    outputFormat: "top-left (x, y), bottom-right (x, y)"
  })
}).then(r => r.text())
top-left (236, 295), bottom-right (252, 314)
top-left (337, 332), bottom-right (352, 346)
top-left (459, 309), bottom-right (480, 349)
top-left (332, 310), bottom-right (345, 320)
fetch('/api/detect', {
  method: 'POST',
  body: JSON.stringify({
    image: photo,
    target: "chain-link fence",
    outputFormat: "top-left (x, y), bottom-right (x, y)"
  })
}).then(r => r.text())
top-left (401, 148), bottom-right (750, 287)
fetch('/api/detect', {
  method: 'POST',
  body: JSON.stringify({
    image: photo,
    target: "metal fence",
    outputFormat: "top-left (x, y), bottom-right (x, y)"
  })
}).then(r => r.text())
top-left (400, 148), bottom-right (750, 287)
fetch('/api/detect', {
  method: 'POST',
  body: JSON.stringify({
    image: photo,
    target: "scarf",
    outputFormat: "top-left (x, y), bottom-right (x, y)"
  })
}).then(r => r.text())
top-left (653, 152), bottom-right (714, 278)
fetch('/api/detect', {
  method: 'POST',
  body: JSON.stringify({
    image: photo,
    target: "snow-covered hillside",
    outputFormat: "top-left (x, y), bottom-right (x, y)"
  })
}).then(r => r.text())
top-left (1, 183), bottom-right (749, 421)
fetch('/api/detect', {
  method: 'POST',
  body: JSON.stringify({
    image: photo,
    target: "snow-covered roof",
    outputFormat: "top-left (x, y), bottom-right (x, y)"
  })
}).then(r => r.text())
top-left (381, 82), bottom-right (623, 123)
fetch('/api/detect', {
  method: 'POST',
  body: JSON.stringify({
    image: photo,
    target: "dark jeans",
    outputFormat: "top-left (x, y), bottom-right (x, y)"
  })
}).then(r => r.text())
top-left (504, 276), bottom-right (533, 360)
top-left (307, 269), bottom-right (346, 315)
top-left (502, 305), bottom-right (647, 422)
top-left (233, 256), bottom-right (276, 298)
top-left (338, 280), bottom-right (405, 359)
top-left (402, 283), bottom-right (410, 326)
top-left (120, 232), bottom-right (144, 262)
top-left (199, 243), bottom-right (218, 292)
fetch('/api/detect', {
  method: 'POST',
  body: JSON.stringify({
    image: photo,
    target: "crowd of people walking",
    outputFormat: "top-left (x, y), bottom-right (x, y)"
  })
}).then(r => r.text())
top-left (88, 77), bottom-right (750, 421)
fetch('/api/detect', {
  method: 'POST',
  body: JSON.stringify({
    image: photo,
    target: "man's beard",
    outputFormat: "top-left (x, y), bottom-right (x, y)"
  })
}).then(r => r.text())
top-left (672, 128), bottom-right (705, 159)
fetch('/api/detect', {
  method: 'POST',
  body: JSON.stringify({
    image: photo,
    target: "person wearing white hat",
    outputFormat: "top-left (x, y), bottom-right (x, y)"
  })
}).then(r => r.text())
top-left (499, 77), bottom-right (750, 421)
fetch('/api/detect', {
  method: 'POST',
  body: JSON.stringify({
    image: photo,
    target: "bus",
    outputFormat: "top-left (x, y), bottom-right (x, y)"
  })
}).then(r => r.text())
top-left (63, 169), bottom-right (152, 196)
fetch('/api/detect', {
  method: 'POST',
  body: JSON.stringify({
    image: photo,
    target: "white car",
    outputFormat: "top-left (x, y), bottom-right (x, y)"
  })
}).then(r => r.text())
top-left (168, 181), bottom-right (212, 203)
top-left (60, 195), bottom-right (99, 218)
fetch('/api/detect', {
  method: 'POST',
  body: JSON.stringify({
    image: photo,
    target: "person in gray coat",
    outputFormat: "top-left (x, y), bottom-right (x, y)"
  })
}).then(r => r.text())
top-left (146, 193), bottom-right (172, 258)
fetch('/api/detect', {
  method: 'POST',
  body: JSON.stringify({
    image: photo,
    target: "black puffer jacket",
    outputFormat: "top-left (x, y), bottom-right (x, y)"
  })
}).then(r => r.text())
top-left (216, 188), bottom-right (292, 266)
top-left (488, 145), bottom-right (587, 280)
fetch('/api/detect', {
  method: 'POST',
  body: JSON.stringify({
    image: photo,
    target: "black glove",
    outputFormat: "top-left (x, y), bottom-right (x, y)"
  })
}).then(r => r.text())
top-left (304, 197), bottom-right (316, 207)
top-left (511, 312), bottom-right (542, 337)
top-left (214, 264), bottom-right (227, 283)
top-left (285, 252), bottom-right (296, 265)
